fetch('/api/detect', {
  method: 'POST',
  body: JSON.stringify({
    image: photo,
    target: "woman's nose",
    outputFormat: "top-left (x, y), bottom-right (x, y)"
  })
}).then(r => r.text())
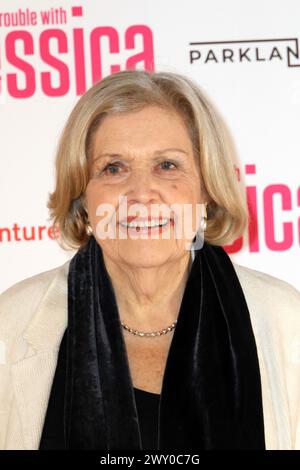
top-left (125, 168), bottom-right (159, 204)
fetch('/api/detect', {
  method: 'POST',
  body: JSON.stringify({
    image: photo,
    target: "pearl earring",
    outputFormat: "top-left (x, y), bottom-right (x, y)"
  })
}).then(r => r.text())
top-left (200, 216), bottom-right (207, 232)
top-left (86, 222), bottom-right (93, 236)
top-left (200, 202), bottom-right (208, 232)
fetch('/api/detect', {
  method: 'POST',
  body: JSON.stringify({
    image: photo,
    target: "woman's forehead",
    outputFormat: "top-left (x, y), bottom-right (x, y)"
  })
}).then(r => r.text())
top-left (91, 107), bottom-right (193, 152)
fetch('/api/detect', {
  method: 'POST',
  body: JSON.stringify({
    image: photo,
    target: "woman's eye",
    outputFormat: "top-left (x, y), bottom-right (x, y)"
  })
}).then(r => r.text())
top-left (100, 163), bottom-right (122, 176)
top-left (160, 161), bottom-right (177, 170)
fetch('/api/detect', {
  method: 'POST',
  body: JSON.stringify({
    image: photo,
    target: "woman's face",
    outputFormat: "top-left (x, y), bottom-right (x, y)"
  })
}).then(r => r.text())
top-left (85, 105), bottom-right (203, 267)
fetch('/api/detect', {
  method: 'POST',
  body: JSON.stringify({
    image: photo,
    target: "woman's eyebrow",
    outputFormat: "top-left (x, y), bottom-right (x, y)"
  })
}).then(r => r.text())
top-left (93, 148), bottom-right (188, 163)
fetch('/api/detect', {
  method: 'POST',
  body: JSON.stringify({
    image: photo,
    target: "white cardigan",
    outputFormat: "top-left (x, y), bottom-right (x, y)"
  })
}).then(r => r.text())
top-left (0, 259), bottom-right (299, 450)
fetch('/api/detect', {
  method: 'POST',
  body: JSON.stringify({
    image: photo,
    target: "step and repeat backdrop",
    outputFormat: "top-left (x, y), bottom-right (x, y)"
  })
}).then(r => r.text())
top-left (0, 0), bottom-right (299, 293)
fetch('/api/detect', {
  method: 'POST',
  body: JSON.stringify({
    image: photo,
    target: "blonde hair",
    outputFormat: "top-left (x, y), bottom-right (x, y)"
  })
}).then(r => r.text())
top-left (47, 69), bottom-right (248, 250)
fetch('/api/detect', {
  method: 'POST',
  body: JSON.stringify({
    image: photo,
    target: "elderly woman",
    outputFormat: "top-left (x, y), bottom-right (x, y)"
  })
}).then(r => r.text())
top-left (0, 70), bottom-right (299, 451)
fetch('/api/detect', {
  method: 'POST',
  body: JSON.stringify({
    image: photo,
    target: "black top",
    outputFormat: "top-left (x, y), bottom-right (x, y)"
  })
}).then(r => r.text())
top-left (39, 329), bottom-right (160, 450)
top-left (134, 387), bottom-right (160, 449)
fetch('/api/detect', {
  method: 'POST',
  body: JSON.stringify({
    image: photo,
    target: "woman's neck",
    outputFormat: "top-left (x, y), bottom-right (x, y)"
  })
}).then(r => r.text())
top-left (102, 252), bottom-right (193, 330)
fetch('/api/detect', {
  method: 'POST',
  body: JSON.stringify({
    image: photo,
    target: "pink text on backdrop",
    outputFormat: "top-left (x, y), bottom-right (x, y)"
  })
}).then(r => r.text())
top-left (223, 165), bottom-right (300, 253)
top-left (3, 25), bottom-right (154, 98)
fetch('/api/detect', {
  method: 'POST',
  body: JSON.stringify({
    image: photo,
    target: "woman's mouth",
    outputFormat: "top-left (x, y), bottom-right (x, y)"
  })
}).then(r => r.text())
top-left (118, 217), bottom-right (174, 236)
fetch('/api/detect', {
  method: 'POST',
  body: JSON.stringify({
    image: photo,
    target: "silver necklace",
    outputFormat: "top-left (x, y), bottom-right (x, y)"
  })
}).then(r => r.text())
top-left (120, 319), bottom-right (177, 337)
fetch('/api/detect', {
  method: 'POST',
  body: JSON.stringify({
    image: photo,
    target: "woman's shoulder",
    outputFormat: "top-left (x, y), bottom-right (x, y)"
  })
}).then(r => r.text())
top-left (232, 261), bottom-right (300, 338)
top-left (0, 260), bottom-right (70, 336)
top-left (0, 260), bottom-right (70, 305)
top-left (232, 261), bottom-right (300, 302)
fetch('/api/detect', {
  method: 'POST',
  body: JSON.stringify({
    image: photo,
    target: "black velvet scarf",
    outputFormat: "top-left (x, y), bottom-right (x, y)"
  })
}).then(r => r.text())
top-left (61, 235), bottom-right (265, 450)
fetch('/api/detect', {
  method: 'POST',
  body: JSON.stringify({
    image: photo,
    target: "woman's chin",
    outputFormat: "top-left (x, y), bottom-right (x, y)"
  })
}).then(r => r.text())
top-left (115, 242), bottom-right (191, 268)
